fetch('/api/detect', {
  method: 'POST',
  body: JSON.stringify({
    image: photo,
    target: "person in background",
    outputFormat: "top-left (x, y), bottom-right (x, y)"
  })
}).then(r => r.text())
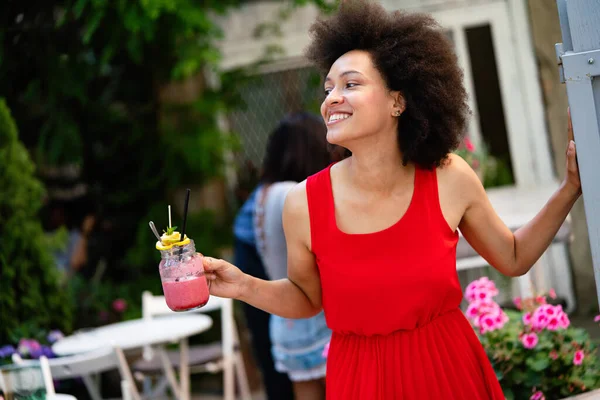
top-left (233, 179), bottom-right (294, 399)
top-left (254, 112), bottom-right (333, 400)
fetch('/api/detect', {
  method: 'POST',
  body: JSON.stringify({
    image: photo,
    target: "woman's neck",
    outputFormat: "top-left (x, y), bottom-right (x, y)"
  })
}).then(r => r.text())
top-left (342, 135), bottom-right (413, 194)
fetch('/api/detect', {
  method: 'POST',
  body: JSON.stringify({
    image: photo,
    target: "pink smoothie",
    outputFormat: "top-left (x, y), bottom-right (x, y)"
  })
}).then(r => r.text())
top-left (162, 276), bottom-right (210, 311)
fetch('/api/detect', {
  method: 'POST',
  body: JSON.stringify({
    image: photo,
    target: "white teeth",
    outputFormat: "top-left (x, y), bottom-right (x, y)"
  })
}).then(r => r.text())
top-left (329, 113), bottom-right (351, 122)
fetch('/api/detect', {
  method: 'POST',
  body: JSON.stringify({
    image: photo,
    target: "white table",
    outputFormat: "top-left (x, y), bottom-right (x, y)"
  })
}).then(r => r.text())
top-left (456, 182), bottom-right (574, 307)
top-left (53, 314), bottom-right (212, 400)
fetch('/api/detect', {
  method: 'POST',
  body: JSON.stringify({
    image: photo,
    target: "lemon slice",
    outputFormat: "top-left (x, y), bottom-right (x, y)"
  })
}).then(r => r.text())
top-left (161, 232), bottom-right (185, 245)
top-left (155, 231), bottom-right (190, 250)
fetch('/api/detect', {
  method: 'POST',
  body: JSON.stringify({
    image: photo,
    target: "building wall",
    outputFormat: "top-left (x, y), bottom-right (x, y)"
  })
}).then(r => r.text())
top-left (526, 0), bottom-right (596, 314)
top-left (215, 0), bottom-right (505, 71)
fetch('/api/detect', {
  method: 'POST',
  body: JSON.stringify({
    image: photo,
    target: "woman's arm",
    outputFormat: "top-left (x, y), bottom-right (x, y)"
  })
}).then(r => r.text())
top-left (457, 113), bottom-right (581, 277)
top-left (204, 181), bottom-right (322, 318)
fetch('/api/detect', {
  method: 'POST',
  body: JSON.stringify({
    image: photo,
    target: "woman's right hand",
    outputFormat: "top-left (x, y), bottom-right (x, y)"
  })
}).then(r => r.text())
top-left (202, 256), bottom-right (249, 300)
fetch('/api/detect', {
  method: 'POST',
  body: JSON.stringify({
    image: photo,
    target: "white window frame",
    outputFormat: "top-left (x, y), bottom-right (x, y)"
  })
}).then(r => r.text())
top-left (432, 1), bottom-right (555, 186)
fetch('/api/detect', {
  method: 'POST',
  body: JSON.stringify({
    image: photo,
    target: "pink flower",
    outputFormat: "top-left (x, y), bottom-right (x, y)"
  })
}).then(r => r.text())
top-left (478, 308), bottom-right (508, 334)
top-left (542, 304), bottom-right (557, 317)
top-left (594, 314), bottom-right (600, 323)
top-left (112, 298), bottom-right (127, 313)
top-left (322, 342), bottom-right (330, 358)
top-left (473, 288), bottom-right (494, 302)
top-left (479, 313), bottom-right (500, 334)
top-left (18, 339), bottom-right (42, 358)
top-left (547, 317), bottom-right (560, 331)
top-left (549, 289), bottom-right (557, 299)
top-left (466, 302), bottom-right (482, 319)
top-left (530, 391), bottom-right (545, 400)
top-left (465, 277), bottom-right (499, 302)
top-left (521, 332), bottom-right (539, 349)
top-left (536, 296), bottom-right (547, 305)
top-left (464, 137), bottom-right (475, 152)
top-left (549, 350), bottom-right (558, 360)
top-left (531, 312), bottom-right (549, 331)
top-left (573, 350), bottom-right (584, 365)
top-left (558, 311), bottom-right (570, 329)
top-left (513, 297), bottom-right (523, 310)
top-left (530, 305), bottom-right (567, 331)
top-left (522, 312), bottom-right (532, 326)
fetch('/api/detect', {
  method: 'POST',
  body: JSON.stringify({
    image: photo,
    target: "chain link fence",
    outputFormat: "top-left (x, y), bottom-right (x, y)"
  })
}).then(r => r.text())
top-left (227, 65), bottom-right (323, 170)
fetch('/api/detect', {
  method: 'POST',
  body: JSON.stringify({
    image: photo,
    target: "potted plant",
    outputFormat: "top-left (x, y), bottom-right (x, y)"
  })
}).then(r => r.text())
top-left (464, 277), bottom-right (600, 400)
top-left (454, 137), bottom-right (487, 182)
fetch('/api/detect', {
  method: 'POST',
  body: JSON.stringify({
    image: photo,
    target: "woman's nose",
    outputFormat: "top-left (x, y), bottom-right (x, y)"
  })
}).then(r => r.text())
top-left (326, 89), bottom-right (343, 106)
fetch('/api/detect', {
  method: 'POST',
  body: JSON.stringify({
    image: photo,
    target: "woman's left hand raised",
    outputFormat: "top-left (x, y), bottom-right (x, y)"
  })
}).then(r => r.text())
top-left (563, 108), bottom-right (582, 198)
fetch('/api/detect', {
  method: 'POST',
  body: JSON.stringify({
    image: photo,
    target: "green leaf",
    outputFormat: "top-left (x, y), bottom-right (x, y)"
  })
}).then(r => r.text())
top-left (83, 9), bottom-right (105, 44)
top-left (526, 354), bottom-right (550, 372)
top-left (74, 0), bottom-right (90, 19)
top-left (163, 226), bottom-right (177, 235)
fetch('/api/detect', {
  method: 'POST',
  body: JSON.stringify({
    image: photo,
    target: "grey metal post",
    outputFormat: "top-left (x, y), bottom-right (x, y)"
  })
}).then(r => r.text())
top-left (556, 0), bottom-right (600, 308)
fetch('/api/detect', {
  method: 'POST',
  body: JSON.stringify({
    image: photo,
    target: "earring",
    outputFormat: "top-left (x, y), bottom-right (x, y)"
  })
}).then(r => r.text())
top-left (393, 110), bottom-right (401, 117)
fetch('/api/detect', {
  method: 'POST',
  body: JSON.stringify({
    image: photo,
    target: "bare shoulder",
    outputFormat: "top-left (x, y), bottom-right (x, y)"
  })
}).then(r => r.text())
top-left (283, 180), bottom-right (309, 219)
top-left (437, 153), bottom-right (483, 194)
top-left (435, 153), bottom-right (485, 228)
top-left (282, 180), bottom-right (312, 247)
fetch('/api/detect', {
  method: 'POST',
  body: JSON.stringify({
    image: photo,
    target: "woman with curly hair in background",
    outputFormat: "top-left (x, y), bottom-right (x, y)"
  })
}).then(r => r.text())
top-left (202, 1), bottom-right (581, 398)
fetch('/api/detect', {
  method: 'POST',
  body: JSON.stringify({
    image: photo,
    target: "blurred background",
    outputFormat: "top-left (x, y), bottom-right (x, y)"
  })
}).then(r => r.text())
top-left (1, 0), bottom-right (599, 399)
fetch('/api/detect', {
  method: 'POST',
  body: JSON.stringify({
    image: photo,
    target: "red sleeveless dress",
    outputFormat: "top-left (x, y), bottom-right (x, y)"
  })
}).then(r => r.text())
top-left (306, 164), bottom-right (505, 400)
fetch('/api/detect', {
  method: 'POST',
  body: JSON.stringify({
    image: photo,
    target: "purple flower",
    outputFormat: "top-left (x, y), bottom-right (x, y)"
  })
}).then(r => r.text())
top-left (30, 347), bottom-right (43, 359)
top-left (594, 314), bottom-right (600, 323)
top-left (18, 339), bottom-right (41, 357)
top-left (0, 345), bottom-right (16, 358)
top-left (41, 345), bottom-right (55, 358)
top-left (47, 330), bottom-right (64, 344)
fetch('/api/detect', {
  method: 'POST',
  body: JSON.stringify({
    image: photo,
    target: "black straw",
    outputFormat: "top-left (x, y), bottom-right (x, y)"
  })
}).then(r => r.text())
top-left (180, 188), bottom-right (191, 242)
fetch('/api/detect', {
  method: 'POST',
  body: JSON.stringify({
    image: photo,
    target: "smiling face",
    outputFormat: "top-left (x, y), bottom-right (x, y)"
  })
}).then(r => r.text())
top-left (320, 50), bottom-right (403, 148)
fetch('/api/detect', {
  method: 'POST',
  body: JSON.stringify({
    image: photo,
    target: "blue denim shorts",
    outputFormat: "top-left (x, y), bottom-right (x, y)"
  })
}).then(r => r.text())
top-left (270, 311), bottom-right (331, 382)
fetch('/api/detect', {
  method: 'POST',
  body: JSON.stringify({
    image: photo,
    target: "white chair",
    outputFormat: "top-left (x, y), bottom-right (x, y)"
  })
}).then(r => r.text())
top-left (134, 291), bottom-right (251, 400)
top-left (0, 361), bottom-right (73, 400)
top-left (13, 347), bottom-right (141, 400)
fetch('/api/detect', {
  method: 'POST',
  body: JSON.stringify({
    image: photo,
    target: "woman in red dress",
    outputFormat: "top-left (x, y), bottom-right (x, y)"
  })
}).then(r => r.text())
top-left (202, 2), bottom-right (581, 399)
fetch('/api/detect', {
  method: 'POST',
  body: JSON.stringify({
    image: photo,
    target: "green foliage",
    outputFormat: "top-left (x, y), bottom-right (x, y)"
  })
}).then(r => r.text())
top-left (454, 137), bottom-right (514, 188)
top-left (466, 278), bottom-right (600, 399)
top-left (0, 99), bottom-right (72, 344)
top-left (1, 0), bottom-right (337, 334)
top-left (482, 315), bottom-right (600, 399)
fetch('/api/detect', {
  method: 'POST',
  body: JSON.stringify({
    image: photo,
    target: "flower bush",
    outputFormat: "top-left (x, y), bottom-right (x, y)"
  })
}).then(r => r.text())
top-left (454, 136), bottom-right (514, 188)
top-left (0, 329), bottom-right (63, 366)
top-left (465, 277), bottom-right (600, 400)
top-left (455, 137), bottom-right (487, 181)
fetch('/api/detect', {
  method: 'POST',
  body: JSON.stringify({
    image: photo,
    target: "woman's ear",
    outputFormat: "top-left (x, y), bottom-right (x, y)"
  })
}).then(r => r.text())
top-left (391, 91), bottom-right (406, 117)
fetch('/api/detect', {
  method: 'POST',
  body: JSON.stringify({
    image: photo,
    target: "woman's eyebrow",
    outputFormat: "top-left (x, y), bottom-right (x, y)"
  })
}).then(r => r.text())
top-left (324, 70), bottom-right (364, 83)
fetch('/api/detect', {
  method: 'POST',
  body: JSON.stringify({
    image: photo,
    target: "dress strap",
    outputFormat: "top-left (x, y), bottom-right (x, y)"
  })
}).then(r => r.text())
top-left (413, 166), bottom-right (456, 236)
top-left (306, 164), bottom-right (335, 255)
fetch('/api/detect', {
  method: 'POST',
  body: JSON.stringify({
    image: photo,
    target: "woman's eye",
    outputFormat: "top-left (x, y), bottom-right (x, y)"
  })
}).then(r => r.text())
top-left (346, 82), bottom-right (358, 89)
top-left (324, 88), bottom-right (332, 95)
